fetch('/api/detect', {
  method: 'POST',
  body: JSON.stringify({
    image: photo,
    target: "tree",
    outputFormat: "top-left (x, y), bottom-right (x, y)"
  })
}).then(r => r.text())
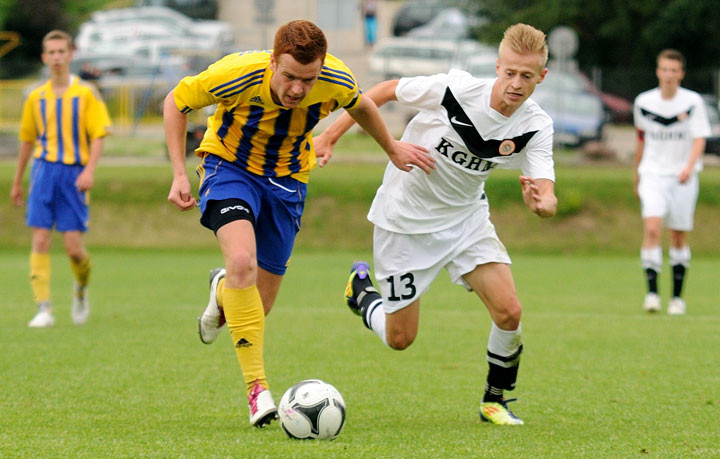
top-left (473, 0), bottom-right (720, 97)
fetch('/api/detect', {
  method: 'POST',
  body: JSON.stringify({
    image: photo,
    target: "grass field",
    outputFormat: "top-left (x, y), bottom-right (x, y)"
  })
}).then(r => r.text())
top-left (1, 248), bottom-right (718, 457)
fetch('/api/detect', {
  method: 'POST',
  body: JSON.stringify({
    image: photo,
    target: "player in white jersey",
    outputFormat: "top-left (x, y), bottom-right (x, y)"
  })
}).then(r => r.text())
top-left (315, 23), bottom-right (557, 425)
top-left (633, 49), bottom-right (710, 315)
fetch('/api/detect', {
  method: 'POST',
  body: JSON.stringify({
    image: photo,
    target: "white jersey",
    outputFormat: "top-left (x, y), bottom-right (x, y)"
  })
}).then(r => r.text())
top-left (368, 69), bottom-right (555, 234)
top-left (634, 87), bottom-right (711, 176)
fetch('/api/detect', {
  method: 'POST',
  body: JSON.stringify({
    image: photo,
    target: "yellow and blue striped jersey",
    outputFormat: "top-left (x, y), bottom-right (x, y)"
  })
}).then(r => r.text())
top-left (19, 76), bottom-right (111, 166)
top-left (173, 50), bottom-right (362, 183)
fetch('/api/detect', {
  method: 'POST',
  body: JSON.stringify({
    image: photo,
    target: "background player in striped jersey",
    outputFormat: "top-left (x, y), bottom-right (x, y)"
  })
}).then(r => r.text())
top-left (163, 19), bottom-right (433, 427)
top-left (633, 49), bottom-right (711, 315)
top-left (314, 23), bottom-right (557, 426)
top-left (10, 30), bottom-right (111, 329)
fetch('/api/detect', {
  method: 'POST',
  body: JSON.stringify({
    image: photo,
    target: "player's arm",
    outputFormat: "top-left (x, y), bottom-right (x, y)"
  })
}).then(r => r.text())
top-left (315, 80), bottom-right (434, 173)
top-left (519, 176), bottom-right (557, 218)
top-left (10, 141), bottom-right (35, 207)
top-left (75, 137), bottom-right (104, 192)
top-left (633, 129), bottom-right (645, 197)
top-left (163, 90), bottom-right (195, 211)
top-left (678, 137), bottom-right (706, 183)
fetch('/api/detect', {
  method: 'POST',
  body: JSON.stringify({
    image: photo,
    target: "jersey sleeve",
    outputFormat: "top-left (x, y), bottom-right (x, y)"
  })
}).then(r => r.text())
top-left (173, 55), bottom-right (236, 113)
top-left (689, 94), bottom-right (711, 138)
top-left (519, 126), bottom-right (555, 181)
top-left (18, 96), bottom-right (37, 143)
top-left (633, 95), bottom-right (646, 132)
top-left (395, 73), bottom-right (450, 110)
top-left (85, 87), bottom-right (112, 140)
top-left (321, 56), bottom-right (363, 111)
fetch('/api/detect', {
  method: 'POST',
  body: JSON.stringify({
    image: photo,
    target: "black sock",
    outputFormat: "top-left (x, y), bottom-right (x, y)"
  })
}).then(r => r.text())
top-left (646, 268), bottom-right (658, 294)
top-left (672, 264), bottom-right (686, 298)
top-left (483, 385), bottom-right (504, 403)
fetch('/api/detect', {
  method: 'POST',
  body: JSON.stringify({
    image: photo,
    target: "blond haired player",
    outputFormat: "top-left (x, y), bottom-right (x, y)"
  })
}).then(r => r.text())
top-left (315, 23), bottom-right (557, 425)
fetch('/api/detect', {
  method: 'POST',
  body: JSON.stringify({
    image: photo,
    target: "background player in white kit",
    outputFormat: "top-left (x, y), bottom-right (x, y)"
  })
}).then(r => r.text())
top-left (633, 49), bottom-right (710, 315)
top-left (314, 23), bottom-right (557, 425)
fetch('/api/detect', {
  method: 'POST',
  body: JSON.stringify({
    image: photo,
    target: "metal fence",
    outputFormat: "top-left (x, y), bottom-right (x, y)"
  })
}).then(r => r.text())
top-left (0, 79), bottom-right (174, 131)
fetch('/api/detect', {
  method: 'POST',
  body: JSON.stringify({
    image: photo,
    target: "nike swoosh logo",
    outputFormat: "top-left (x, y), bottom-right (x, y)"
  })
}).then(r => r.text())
top-left (450, 116), bottom-right (472, 127)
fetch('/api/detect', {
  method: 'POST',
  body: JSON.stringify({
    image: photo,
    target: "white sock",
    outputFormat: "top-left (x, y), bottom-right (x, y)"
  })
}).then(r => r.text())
top-left (487, 322), bottom-right (522, 358)
top-left (641, 246), bottom-right (662, 272)
top-left (364, 298), bottom-right (387, 346)
top-left (669, 245), bottom-right (690, 268)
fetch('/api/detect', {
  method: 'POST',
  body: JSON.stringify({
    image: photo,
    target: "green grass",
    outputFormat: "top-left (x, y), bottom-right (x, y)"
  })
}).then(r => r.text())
top-left (1, 249), bottom-right (719, 457)
top-left (3, 156), bottom-right (720, 254)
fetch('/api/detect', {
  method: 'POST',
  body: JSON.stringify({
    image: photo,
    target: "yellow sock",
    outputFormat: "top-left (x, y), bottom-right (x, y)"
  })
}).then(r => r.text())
top-left (216, 278), bottom-right (225, 308)
top-left (223, 285), bottom-right (267, 395)
top-left (30, 252), bottom-right (51, 304)
top-left (69, 256), bottom-right (91, 287)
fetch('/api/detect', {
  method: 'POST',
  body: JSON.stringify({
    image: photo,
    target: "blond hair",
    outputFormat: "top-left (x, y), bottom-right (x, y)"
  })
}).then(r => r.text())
top-left (499, 23), bottom-right (548, 68)
top-left (42, 29), bottom-right (73, 52)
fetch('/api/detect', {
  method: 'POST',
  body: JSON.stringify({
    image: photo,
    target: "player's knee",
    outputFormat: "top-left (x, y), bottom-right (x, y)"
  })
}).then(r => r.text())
top-left (224, 251), bottom-right (257, 284)
top-left (494, 302), bottom-right (522, 330)
top-left (386, 331), bottom-right (415, 350)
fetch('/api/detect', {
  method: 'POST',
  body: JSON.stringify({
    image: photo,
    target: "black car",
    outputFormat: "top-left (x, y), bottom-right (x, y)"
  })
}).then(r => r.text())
top-left (391, 0), bottom-right (445, 36)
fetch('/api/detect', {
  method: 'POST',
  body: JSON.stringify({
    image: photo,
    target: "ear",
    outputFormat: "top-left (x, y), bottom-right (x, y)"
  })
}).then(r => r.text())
top-left (270, 53), bottom-right (277, 72)
top-left (537, 67), bottom-right (548, 84)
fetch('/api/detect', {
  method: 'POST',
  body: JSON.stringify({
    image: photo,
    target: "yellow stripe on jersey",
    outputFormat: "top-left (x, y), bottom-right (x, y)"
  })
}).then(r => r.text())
top-left (173, 51), bottom-right (362, 183)
top-left (19, 77), bottom-right (111, 166)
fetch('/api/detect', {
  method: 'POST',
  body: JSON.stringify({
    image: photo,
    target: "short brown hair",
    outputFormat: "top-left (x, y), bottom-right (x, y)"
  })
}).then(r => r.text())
top-left (42, 29), bottom-right (73, 52)
top-left (273, 20), bottom-right (327, 65)
top-left (499, 23), bottom-right (548, 68)
top-left (657, 49), bottom-right (685, 70)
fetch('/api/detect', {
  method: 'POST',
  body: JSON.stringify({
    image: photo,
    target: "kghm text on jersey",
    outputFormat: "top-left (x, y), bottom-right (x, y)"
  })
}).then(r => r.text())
top-left (435, 137), bottom-right (497, 172)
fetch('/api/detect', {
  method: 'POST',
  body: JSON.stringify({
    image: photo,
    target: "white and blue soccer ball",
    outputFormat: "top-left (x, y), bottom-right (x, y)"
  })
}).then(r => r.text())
top-left (278, 379), bottom-right (346, 440)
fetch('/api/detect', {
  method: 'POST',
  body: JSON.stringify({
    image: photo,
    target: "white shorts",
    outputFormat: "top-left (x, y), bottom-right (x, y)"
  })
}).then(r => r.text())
top-left (372, 204), bottom-right (511, 314)
top-left (638, 173), bottom-right (698, 231)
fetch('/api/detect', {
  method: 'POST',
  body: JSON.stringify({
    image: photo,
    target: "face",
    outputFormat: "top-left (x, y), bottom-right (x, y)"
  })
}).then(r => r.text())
top-left (269, 53), bottom-right (323, 108)
top-left (492, 47), bottom-right (547, 116)
top-left (41, 38), bottom-right (73, 75)
top-left (656, 57), bottom-right (684, 92)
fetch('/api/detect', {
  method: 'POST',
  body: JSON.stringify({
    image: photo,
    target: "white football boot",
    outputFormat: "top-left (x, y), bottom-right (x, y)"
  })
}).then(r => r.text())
top-left (198, 268), bottom-right (226, 344)
top-left (642, 293), bottom-right (661, 313)
top-left (248, 379), bottom-right (277, 427)
top-left (667, 297), bottom-right (686, 315)
top-left (28, 308), bottom-right (55, 328)
top-left (72, 282), bottom-right (90, 325)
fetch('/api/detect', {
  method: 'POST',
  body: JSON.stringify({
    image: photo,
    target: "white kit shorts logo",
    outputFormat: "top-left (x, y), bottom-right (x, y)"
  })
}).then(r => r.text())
top-left (221, 204), bottom-right (250, 215)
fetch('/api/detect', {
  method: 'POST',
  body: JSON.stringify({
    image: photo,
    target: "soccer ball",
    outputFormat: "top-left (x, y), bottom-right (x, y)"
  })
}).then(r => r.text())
top-left (278, 379), bottom-right (346, 440)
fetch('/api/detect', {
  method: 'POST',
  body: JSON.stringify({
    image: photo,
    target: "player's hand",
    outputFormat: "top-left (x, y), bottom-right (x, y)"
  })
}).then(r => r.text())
top-left (10, 183), bottom-right (23, 207)
top-left (168, 175), bottom-right (196, 211)
top-left (313, 133), bottom-right (333, 167)
top-left (75, 169), bottom-right (94, 192)
top-left (677, 167), bottom-right (691, 184)
top-left (388, 139), bottom-right (434, 174)
top-left (519, 176), bottom-right (545, 215)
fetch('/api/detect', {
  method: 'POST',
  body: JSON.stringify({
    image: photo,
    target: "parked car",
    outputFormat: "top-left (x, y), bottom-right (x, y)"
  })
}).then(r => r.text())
top-left (134, 0), bottom-right (218, 19)
top-left (369, 37), bottom-right (490, 80)
top-left (76, 6), bottom-right (235, 52)
top-left (406, 7), bottom-right (485, 40)
top-left (532, 87), bottom-right (606, 147)
top-left (463, 53), bottom-right (497, 78)
top-left (391, 0), bottom-right (446, 36)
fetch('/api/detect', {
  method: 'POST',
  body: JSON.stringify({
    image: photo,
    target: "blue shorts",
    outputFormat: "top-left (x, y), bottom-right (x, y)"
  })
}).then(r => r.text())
top-left (27, 159), bottom-right (89, 232)
top-left (197, 154), bottom-right (307, 275)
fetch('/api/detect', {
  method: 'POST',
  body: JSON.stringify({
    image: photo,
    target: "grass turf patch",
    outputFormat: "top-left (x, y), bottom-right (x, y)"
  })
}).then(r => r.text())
top-left (1, 249), bottom-right (718, 457)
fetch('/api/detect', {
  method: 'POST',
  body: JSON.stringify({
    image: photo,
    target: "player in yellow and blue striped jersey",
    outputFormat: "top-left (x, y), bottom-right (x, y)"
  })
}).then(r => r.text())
top-left (10, 30), bottom-right (111, 329)
top-left (163, 19), bottom-right (434, 428)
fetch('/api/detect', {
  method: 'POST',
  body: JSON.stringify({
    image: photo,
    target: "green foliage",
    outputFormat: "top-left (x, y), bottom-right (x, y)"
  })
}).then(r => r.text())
top-left (1, 249), bottom-right (719, 456)
top-left (473, 0), bottom-right (720, 96)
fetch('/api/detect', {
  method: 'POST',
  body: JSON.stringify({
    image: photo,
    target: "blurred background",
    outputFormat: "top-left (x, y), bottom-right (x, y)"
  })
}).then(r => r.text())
top-left (0, 0), bottom-right (719, 161)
